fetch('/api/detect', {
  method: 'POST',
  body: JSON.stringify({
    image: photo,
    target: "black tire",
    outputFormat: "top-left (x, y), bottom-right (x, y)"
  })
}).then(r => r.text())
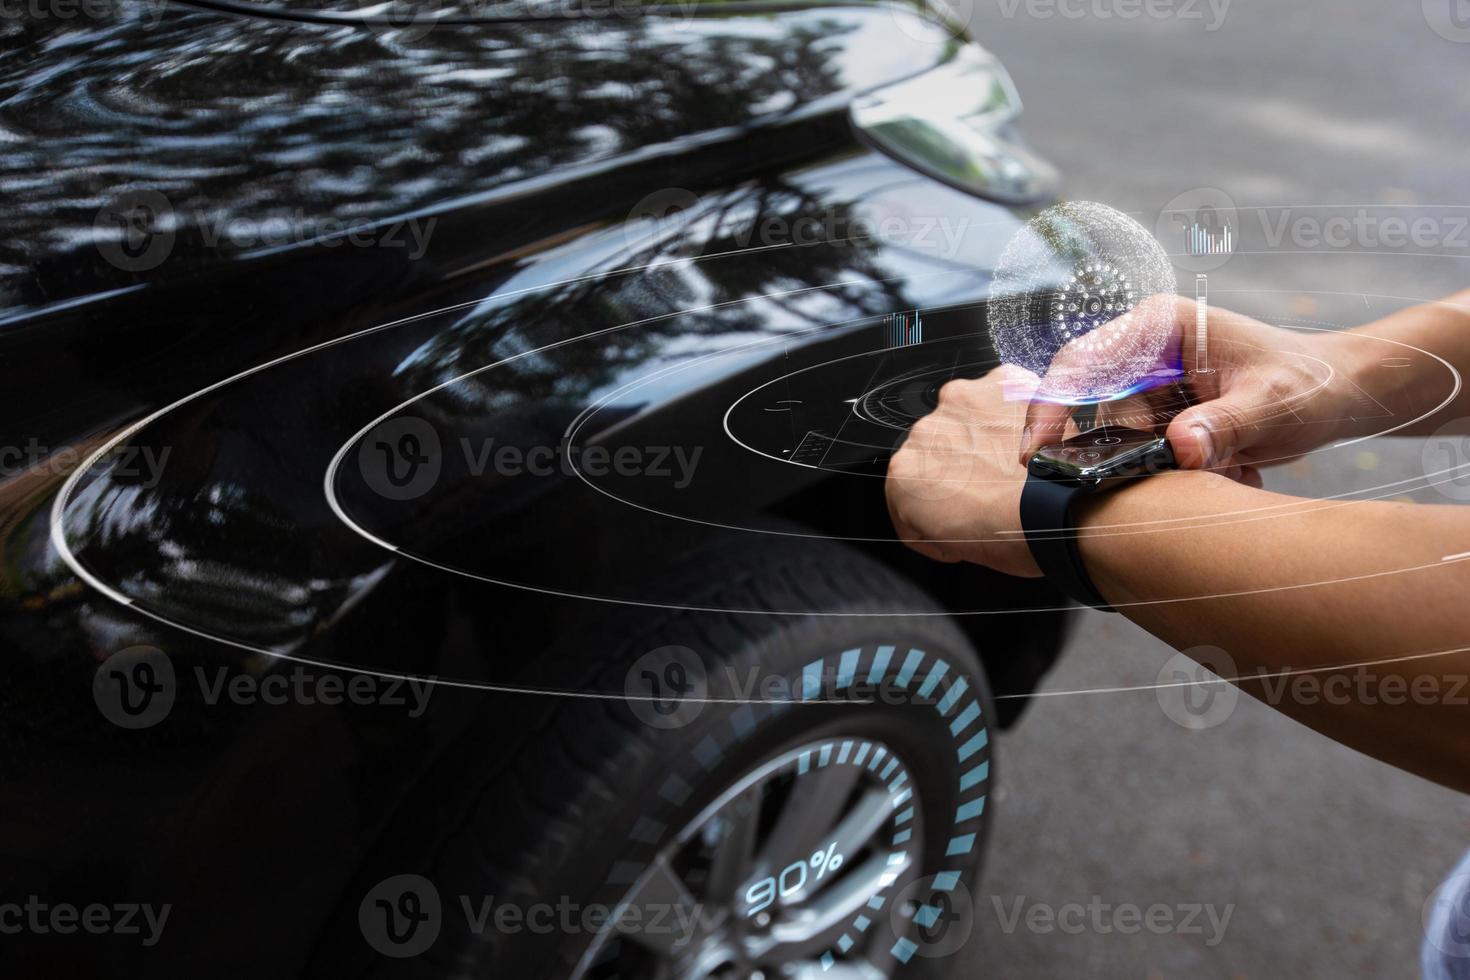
top-left (331, 531), bottom-right (995, 979)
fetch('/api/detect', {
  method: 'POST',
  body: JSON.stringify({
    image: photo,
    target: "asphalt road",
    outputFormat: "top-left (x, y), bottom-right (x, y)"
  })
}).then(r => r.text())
top-left (950, 1), bottom-right (1470, 976)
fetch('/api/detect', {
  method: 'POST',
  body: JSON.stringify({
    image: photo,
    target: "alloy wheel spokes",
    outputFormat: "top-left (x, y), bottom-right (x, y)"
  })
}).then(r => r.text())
top-left (577, 739), bottom-right (922, 980)
top-left (703, 788), bottom-right (762, 905)
top-left (619, 854), bottom-right (711, 960)
top-left (751, 762), bottom-right (862, 885)
top-left (776, 786), bottom-right (893, 909)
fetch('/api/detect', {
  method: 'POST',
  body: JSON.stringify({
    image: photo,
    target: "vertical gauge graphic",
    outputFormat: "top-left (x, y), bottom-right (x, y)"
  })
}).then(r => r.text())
top-left (1193, 273), bottom-right (1213, 375)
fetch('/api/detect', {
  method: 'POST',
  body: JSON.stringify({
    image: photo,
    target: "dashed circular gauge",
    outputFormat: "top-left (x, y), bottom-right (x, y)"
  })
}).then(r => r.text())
top-left (575, 644), bottom-right (992, 978)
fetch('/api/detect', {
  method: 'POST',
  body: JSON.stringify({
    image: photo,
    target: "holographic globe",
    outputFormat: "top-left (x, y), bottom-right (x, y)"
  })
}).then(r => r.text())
top-left (988, 202), bottom-right (1176, 403)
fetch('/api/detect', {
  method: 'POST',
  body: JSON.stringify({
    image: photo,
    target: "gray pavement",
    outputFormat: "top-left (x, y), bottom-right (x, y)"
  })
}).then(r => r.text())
top-left (954, 1), bottom-right (1470, 976)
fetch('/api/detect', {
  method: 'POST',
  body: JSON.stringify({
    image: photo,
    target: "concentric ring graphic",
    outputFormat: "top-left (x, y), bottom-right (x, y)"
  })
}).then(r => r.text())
top-left (42, 208), bottom-right (1470, 701)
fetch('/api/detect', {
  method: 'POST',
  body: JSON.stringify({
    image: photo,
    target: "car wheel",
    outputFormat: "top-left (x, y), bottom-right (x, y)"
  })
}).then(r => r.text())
top-left (339, 532), bottom-right (993, 980)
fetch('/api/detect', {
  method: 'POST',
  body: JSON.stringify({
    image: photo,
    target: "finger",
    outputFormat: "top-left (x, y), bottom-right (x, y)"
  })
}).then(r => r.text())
top-left (1137, 293), bottom-right (1234, 375)
top-left (1164, 385), bottom-right (1282, 470)
top-left (1020, 293), bottom-right (1189, 458)
top-left (1019, 398), bottom-right (1073, 463)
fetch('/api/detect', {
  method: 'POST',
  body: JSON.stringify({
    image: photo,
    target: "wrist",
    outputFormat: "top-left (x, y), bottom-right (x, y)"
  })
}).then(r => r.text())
top-left (1308, 329), bottom-right (1384, 445)
top-left (1328, 296), bottom-right (1470, 440)
top-left (1069, 469), bottom-right (1264, 607)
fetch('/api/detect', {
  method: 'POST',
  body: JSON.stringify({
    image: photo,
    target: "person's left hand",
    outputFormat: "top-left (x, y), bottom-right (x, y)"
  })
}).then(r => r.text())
top-left (885, 366), bottom-right (1042, 577)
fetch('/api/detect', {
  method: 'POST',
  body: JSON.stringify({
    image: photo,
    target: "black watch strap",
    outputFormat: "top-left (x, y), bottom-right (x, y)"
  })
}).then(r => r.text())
top-left (1020, 476), bottom-right (1114, 612)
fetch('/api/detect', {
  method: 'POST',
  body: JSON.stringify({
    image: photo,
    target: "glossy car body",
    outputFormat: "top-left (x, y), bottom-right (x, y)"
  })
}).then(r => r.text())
top-left (0, 1), bottom-right (1069, 974)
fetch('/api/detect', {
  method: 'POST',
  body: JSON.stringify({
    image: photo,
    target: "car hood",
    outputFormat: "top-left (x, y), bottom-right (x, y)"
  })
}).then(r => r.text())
top-left (2, 0), bottom-right (1032, 669)
top-left (0, 0), bottom-right (961, 318)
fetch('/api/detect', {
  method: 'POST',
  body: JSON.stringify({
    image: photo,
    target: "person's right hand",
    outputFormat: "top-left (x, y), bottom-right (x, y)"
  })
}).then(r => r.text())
top-left (1019, 294), bottom-right (1364, 474)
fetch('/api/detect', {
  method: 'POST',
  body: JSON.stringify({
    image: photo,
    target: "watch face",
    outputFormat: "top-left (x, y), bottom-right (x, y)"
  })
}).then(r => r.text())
top-left (1030, 427), bottom-right (1166, 480)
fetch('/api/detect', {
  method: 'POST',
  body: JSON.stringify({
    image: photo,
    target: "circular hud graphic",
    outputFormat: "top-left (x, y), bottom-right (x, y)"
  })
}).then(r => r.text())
top-left (988, 201), bottom-right (1177, 403)
top-left (48, 207), bottom-right (1470, 646)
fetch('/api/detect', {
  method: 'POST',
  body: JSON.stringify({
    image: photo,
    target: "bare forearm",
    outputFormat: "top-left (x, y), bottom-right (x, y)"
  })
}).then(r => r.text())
top-left (1075, 472), bottom-right (1470, 790)
top-left (1329, 288), bottom-right (1470, 440)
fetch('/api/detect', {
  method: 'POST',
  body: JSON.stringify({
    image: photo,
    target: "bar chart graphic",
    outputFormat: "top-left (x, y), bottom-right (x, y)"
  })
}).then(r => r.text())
top-left (1185, 221), bottom-right (1233, 256)
top-left (883, 310), bottom-right (923, 349)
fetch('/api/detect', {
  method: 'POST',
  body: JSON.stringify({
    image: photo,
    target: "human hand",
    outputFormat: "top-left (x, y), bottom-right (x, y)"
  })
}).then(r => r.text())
top-left (886, 357), bottom-right (1272, 574)
top-left (886, 366), bottom-right (1042, 576)
top-left (1019, 294), bottom-right (1360, 474)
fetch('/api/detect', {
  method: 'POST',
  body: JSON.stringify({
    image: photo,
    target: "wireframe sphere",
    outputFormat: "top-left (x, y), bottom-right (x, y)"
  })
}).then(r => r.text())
top-left (988, 202), bottom-right (1176, 403)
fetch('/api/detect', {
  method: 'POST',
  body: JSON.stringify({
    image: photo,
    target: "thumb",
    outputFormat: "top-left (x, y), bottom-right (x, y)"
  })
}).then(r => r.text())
top-left (1018, 397), bottom-right (1073, 464)
top-left (1165, 393), bottom-right (1270, 470)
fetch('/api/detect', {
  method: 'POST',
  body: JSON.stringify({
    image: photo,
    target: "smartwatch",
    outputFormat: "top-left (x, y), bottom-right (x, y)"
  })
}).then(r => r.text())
top-left (1020, 426), bottom-right (1177, 612)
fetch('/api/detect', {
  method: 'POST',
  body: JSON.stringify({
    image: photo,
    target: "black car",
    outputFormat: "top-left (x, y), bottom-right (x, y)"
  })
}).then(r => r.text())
top-left (0, 1), bottom-right (1070, 976)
